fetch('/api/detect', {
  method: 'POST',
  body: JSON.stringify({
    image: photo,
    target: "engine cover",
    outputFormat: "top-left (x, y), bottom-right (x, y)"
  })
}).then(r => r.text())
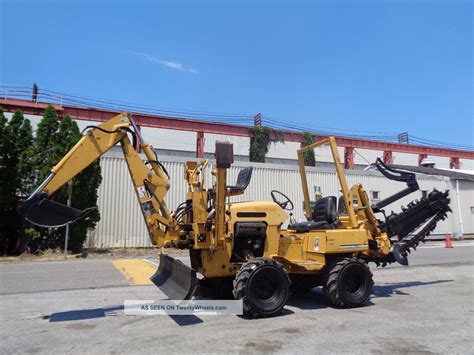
top-left (231, 222), bottom-right (267, 262)
top-left (235, 222), bottom-right (266, 237)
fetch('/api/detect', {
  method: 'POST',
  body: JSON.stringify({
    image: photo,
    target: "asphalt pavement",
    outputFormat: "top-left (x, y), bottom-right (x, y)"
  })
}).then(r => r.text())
top-left (0, 242), bottom-right (473, 354)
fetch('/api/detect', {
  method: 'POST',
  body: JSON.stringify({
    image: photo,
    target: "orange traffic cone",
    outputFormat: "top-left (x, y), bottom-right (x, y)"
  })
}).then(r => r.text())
top-left (445, 233), bottom-right (453, 248)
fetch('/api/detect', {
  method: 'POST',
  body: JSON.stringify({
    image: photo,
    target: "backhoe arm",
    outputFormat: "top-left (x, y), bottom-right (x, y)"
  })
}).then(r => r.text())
top-left (20, 112), bottom-right (175, 246)
top-left (29, 113), bottom-right (133, 197)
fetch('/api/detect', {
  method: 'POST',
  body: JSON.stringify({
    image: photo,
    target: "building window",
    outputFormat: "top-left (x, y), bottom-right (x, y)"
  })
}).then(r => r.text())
top-left (471, 207), bottom-right (474, 214)
top-left (371, 191), bottom-right (380, 202)
top-left (421, 190), bottom-right (428, 199)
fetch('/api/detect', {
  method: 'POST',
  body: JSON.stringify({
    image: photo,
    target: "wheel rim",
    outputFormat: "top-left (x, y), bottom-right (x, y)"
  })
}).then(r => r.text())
top-left (254, 273), bottom-right (277, 300)
top-left (247, 265), bottom-right (288, 313)
top-left (340, 263), bottom-right (370, 304)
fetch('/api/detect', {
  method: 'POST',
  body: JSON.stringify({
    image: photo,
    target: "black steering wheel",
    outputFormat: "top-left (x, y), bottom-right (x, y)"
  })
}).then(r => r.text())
top-left (271, 190), bottom-right (294, 211)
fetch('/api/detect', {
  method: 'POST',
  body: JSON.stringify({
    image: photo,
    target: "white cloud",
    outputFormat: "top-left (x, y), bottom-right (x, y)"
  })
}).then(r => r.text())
top-left (137, 52), bottom-right (198, 74)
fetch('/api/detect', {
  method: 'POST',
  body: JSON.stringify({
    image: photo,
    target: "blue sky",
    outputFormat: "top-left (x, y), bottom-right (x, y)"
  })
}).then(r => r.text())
top-left (1, 0), bottom-right (472, 148)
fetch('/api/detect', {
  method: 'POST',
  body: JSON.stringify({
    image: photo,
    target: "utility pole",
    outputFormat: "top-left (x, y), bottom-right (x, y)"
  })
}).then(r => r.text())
top-left (64, 180), bottom-right (73, 256)
top-left (254, 113), bottom-right (262, 126)
top-left (398, 132), bottom-right (409, 144)
top-left (32, 82), bottom-right (38, 102)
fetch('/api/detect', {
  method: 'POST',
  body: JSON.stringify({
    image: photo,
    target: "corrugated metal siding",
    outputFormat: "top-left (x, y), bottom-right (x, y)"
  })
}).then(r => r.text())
top-left (93, 157), bottom-right (193, 247)
top-left (93, 156), bottom-right (149, 247)
top-left (448, 180), bottom-right (474, 235)
top-left (90, 154), bottom-right (469, 248)
top-left (460, 159), bottom-right (474, 170)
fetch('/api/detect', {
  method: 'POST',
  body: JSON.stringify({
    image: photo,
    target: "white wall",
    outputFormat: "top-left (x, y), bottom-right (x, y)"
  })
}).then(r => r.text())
top-left (352, 148), bottom-right (383, 166)
top-left (448, 180), bottom-right (474, 236)
top-left (204, 133), bottom-right (250, 156)
top-left (141, 127), bottom-right (196, 152)
top-left (393, 151), bottom-right (419, 166)
top-left (430, 156), bottom-right (451, 169)
top-left (5, 113), bottom-right (471, 170)
top-left (460, 159), bottom-right (474, 170)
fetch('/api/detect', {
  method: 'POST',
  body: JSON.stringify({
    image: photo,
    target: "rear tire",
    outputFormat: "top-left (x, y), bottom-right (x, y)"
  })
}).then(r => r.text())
top-left (323, 257), bottom-right (373, 308)
top-left (233, 257), bottom-right (290, 318)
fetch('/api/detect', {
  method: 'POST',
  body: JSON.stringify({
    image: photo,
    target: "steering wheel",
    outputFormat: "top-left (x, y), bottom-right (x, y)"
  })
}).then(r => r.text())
top-left (271, 190), bottom-right (294, 211)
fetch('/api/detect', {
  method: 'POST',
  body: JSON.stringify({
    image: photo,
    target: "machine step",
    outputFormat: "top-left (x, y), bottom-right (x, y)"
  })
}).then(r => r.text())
top-left (273, 256), bottom-right (323, 272)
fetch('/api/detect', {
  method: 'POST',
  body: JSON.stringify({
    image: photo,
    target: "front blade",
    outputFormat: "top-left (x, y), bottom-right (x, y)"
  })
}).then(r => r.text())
top-left (20, 194), bottom-right (95, 228)
top-left (150, 253), bottom-right (197, 300)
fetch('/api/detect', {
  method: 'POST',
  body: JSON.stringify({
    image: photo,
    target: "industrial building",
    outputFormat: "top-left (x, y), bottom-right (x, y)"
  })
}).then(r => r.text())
top-left (89, 152), bottom-right (473, 248)
top-left (2, 96), bottom-right (473, 248)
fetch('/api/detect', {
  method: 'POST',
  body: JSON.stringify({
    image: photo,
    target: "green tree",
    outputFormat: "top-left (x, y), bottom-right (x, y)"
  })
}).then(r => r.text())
top-left (30, 105), bottom-right (61, 184)
top-left (69, 162), bottom-right (102, 252)
top-left (25, 105), bottom-right (63, 252)
top-left (58, 116), bottom-right (102, 252)
top-left (302, 131), bottom-right (316, 167)
top-left (0, 109), bottom-right (33, 254)
top-left (28, 107), bottom-right (102, 253)
top-left (249, 126), bottom-right (284, 163)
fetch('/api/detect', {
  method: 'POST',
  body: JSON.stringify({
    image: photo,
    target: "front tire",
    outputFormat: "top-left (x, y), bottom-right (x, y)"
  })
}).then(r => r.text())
top-left (233, 257), bottom-right (290, 318)
top-left (323, 257), bottom-right (373, 308)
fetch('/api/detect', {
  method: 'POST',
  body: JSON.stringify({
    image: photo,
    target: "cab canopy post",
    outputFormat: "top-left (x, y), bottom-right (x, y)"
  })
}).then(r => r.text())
top-left (296, 137), bottom-right (357, 227)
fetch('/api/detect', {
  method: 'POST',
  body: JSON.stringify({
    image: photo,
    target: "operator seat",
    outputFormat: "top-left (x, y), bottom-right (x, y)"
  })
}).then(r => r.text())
top-left (226, 167), bottom-right (253, 196)
top-left (337, 195), bottom-right (347, 215)
top-left (288, 196), bottom-right (340, 232)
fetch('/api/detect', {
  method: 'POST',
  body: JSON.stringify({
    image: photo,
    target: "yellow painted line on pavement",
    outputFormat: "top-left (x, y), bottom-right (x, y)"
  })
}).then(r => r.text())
top-left (112, 259), bottom-right (156, 286)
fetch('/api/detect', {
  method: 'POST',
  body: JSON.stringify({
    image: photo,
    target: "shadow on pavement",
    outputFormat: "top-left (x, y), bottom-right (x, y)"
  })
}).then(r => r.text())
top-left (45, 305), bottom-right (205, 326)
top-left (45, 305), bottom-right (124, 322)
top-left (287, 289), bottom-right (331, 310)
top-left (287, 279), bottom-right (453, 310)
top-left (169, 315), bottom-right (204, 326)
top-left (372, 279), bottom-right (453, 297)
top-left (43, 280), bottom-right (452, 322)
top-left (236, 307), bottom-right (295, 320)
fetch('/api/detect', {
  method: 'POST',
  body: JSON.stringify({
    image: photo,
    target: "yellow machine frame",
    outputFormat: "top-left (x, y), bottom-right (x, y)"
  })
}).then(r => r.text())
top-left (25, 113), bottom-right (391, 277)
top-left (22, 110), bottom-right (450, 317)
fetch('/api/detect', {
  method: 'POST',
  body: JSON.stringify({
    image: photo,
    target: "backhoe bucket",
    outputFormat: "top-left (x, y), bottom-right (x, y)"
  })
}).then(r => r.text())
top-left (150, 253), bottom-right (197, 300)
top-left (20, 194), bottom-right (95, 228)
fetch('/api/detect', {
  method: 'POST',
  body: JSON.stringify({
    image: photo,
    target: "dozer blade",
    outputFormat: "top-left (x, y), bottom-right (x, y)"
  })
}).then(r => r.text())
top-left (20, 194), bottom-right (95, 228)
top-left (150, 253), bottom-right (197, 300)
